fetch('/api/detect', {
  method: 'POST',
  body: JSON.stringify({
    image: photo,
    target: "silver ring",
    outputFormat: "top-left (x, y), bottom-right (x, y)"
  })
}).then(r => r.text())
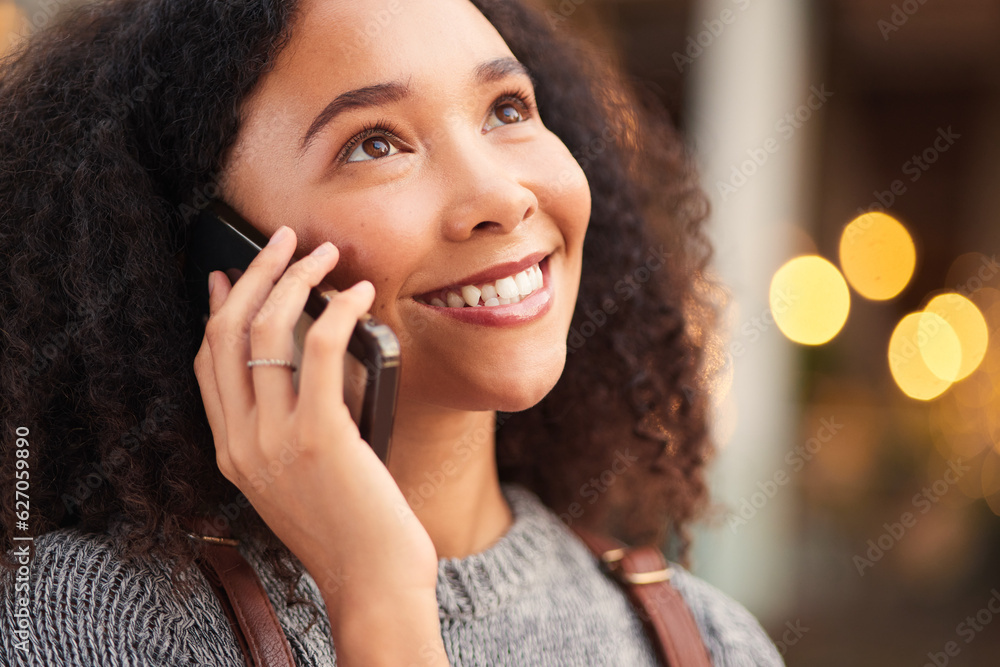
top-left (246, 358), bottom-right (298, 372)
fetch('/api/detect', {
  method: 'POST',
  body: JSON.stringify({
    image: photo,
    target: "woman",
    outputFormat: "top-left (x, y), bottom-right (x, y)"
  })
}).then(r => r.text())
top-left (0, 0), bottom-right (782, 664)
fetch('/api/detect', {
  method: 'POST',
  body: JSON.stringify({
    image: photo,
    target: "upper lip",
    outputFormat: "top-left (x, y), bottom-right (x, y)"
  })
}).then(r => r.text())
top-left (416, 249), bottom-right (550, 295)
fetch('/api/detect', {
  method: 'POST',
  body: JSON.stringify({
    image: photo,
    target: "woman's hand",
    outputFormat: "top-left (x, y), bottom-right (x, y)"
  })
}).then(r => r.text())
top-left (192, 226), bottom-right (447, 666)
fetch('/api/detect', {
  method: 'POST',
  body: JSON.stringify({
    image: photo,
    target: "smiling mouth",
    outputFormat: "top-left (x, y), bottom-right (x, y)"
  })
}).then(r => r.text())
top-left (414, 256), bottom-right (548, 308)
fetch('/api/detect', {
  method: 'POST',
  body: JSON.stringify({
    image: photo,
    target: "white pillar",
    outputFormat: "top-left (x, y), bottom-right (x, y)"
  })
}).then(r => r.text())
top-left (686, 0), bottom-right (815, 620)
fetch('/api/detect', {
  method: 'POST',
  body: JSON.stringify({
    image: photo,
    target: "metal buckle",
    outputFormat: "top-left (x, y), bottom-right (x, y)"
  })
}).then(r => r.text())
top-left (622, 568), bottom-right (672, 585)
top-left (600, 547), bottom-right (673, 585)
top-left (185, 532), bottom-right (240, 547)
top-left (600, 547), bottom-right (627, 565)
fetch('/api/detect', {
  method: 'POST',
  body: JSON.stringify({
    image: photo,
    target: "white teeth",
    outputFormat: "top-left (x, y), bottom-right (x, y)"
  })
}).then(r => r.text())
top-left (461, 285), bottom-right (482, 307)
top-left (530, 266), bottom-right (543, 290)
top-left (514, 271), bottom-right (532, 296)
top-left (495, 276), bottom-right (519, 299)
top-left (420, 260), bottom-right (546, 308)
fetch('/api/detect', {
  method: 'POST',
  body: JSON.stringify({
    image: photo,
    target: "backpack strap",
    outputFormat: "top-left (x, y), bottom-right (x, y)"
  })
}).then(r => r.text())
top-left (184, 518), bottom-right (296, 667)
top-left (570, 526), bottom-right (713, 667)
top-left (184, 518), bottom-right (711, 667)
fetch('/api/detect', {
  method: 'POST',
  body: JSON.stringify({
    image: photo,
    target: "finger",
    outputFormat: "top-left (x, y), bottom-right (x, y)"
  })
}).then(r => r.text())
top-left (202, 269), bottom-right (245, 469)
top-left (249, 241), bottom-right (341, 421)
top-left (297, 280), bottom-right (377, 440)
top-left (193, 314), bottom-right (232, 475)
top-left (203, 265), bottom-right (264, 470)
top-left (206, 225), bottom-right (297, 420)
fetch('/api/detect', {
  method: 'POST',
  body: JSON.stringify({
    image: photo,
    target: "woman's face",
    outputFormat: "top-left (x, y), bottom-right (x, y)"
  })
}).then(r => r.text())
top-left (222, 0), bottom-right (591, 413)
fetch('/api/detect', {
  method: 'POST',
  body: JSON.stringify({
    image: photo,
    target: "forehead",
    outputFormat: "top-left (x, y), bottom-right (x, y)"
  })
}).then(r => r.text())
top-left (270, 0), bottom-right (511, 95)
top-left (224, 0), bottom-right (520, 188)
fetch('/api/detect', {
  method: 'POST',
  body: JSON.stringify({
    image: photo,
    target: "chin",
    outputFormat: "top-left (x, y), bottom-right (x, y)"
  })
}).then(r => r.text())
top-left (489, 377), bottom-right (560, 413)
top-left (481, 345), bottom-right (567, 412)
top-left (412, 343), bottom-right (568, 413)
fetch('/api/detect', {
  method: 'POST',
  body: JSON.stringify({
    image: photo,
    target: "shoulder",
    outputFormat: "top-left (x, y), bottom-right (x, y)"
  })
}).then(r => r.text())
top-left (1, 527), bottom-right (244, 666)
top-left (668, 563), bottom-right (786, 667)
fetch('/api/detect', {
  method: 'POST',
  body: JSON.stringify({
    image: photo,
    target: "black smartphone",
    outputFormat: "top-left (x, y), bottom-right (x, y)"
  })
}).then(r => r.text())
top-left (184, 199), bottom-right (400, 465)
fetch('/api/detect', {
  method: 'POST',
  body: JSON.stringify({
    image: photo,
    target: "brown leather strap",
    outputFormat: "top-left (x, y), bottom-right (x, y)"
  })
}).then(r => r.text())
top-left (185, 518), bottom-right (296, 667)
top-left (571, 526), bottom-right (712, 667)
top-left (184, 516), bottom-right (708, 667)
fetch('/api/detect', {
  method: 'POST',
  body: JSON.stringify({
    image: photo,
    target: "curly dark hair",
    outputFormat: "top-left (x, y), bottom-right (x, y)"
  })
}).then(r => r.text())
top-left (0, 0), bottom-right (717, 613)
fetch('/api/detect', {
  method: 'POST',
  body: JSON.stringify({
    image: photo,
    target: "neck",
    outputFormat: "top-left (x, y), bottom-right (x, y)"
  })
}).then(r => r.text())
top-left (386, 399), bottom-right (513, 560)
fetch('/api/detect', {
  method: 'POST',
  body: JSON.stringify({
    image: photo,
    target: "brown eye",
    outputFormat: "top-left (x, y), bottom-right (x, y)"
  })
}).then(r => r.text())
top-left (345, 131), bottom-right (400, 163)
top-left (362, 136), bottom-right (390, 158)
top-left (484, 94), bottom-right (532, 132)
top-left (495, 102), bottom-right (523, 124)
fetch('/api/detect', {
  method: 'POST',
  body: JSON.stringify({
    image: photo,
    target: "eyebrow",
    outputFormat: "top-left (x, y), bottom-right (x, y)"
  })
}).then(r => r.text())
top-left (298, 56), bottom-right (536, 155)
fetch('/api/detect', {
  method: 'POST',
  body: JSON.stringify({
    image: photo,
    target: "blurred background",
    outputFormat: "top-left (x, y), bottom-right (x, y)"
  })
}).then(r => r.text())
top-left (5, 0), bottom-right (999, 664)
top-left (525, 0), bottom-right (1000, 664)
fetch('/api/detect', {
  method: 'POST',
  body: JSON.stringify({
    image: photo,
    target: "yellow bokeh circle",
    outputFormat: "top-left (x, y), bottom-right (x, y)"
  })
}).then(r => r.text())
top-left (888, 312), bottom-right (961, 400)
top-left (916, 311), bottom-right (963, 382)
top-left (923, 293), bottom-right (989, 381)
top-left (770, 255), bottom-right (851, 345)
top-left (839, 212), bottom-right (916, 300)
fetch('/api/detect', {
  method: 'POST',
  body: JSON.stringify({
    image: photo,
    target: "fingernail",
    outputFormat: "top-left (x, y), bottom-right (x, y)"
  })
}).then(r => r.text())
top-left (267, 226), bottom-right (290, 247)
top-left (208, 271), bottom-right (216, 297)
top-left (312, 241), bottom-right (333, 257)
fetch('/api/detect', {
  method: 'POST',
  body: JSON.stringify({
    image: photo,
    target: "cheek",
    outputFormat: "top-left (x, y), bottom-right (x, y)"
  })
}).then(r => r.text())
top-left (532, 137), bottom-right (592, 247)
top-left (304, 187), bottom-right (440, 308)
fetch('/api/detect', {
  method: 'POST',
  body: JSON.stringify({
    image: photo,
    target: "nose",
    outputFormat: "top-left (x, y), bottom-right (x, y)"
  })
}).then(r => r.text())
top-left (437, 138), bottom-right (538, 242)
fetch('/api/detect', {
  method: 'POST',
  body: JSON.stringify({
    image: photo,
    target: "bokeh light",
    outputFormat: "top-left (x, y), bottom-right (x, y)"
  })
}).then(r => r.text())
top-left (839, 212), bottom-right (916, 300)
top-left (945, 253), bottom-right (997, 296)
top-left (982, 450), bottom-right (1000, 517)
top-left (770, 255), bottom-right (851, 345)
top-left (924, 293), bottom-right (989, 381)
top-left (888, 312), bottom-right (959, 400)
top-left (917, 312), bottom-right (963, 382)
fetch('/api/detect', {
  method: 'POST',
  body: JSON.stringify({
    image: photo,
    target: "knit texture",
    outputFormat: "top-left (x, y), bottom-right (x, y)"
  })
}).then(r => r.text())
top-left (1, 482), bottom-right (784, 666)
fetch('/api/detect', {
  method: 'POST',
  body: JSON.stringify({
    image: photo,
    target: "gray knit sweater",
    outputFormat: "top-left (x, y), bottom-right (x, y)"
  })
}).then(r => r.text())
top-left (1, 483), bottom-right (783, 666)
